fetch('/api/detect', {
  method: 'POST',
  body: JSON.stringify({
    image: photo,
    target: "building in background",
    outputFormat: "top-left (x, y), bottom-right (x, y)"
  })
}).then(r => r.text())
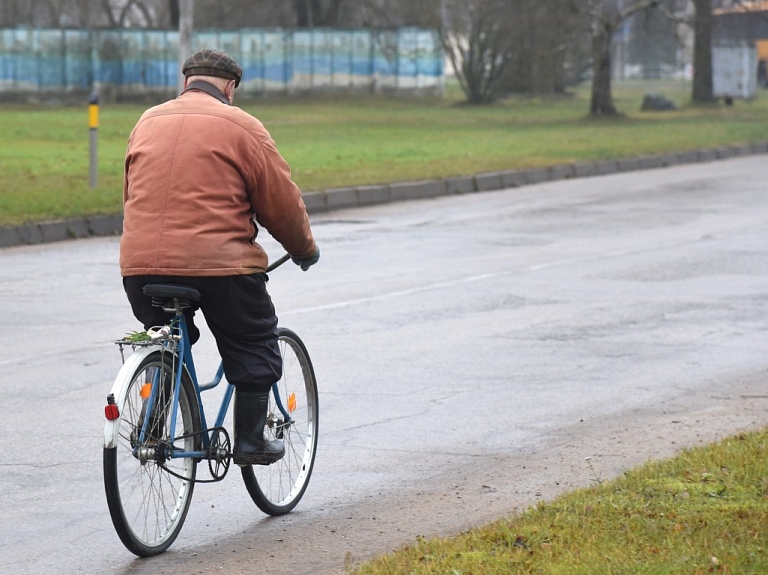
top-left (714, 1), bottom-right (768, 88)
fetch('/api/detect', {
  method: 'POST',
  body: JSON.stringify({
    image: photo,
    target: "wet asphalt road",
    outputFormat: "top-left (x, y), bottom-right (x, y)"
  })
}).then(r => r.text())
top-left (1, 156), bottom-right (767, 574)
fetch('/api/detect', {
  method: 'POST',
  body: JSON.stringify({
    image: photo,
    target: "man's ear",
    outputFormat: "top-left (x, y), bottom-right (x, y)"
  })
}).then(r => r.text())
top-left (225, 80), bottom-right (236, 102)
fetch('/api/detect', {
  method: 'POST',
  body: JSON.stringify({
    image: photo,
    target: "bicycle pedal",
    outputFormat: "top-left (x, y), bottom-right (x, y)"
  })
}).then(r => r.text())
top-left (233, 454), bottom-right (280, 467)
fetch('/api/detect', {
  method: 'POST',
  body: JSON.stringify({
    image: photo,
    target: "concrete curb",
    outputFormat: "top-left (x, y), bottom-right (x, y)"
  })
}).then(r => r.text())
top-left (0, 214), bottom-right (123, 249)
top-left (2, 141), bottom-right (766, 249)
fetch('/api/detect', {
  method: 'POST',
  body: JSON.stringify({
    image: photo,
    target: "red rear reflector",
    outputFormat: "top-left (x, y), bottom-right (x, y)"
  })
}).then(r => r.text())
top-left (105, 404), bottom-right (120, 420)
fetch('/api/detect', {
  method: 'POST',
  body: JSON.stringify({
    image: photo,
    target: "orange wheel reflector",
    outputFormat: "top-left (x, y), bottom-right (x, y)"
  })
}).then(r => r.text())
top-left (288, 392), bottom-right (297, 412)
top-left (140, 383), bottom-right (152, 399)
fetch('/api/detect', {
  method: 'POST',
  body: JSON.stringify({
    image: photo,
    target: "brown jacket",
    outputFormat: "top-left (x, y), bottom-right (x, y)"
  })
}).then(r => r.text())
top-left (120, 88), bottom-right (316, 277)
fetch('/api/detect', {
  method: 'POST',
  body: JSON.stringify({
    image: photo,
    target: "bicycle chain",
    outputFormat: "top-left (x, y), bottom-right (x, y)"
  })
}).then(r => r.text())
top-left (155, 426), bottom-right (233, 484)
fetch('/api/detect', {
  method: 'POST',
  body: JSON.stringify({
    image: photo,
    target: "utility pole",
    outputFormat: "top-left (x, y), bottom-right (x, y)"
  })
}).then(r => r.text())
top-left (178, 0), bottom-right (194, 95)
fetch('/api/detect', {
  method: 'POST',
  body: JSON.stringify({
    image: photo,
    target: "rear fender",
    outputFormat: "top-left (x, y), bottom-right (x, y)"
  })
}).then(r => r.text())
top-left (103, 346), bottom-right (162, 449)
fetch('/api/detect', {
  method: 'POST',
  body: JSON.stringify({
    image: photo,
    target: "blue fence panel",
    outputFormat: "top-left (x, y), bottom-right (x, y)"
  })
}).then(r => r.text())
top-left (143, 31), bottom-right (173, 87)
top-left (264, 30), bottom-right (288, 86)
top-left (0, 27), bottom-right (443, 96)
top-left (351, 31), bottom-right (373, 77)
top-left (372, 30), bottom-right (398, 77)
top-left (313, 29), bottom-right (332, 85)
top-left (63, 30), bottom-right (92, 89)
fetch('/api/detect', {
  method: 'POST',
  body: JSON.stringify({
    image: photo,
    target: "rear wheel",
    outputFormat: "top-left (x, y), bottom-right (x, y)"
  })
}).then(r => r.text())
top-left (242, 328), bottom-right (319, 515)
top-left (103, 350), bottom-right (200, 556)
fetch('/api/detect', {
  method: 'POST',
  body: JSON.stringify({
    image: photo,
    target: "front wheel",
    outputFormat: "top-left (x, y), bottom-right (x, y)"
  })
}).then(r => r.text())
top-left (242, 328), bottom-right (319, 515)
top-left (103, 350), bottom-right (200, 556)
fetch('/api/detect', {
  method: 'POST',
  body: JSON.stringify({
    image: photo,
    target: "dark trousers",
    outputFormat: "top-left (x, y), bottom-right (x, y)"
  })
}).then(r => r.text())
top-left (123, 274), bottom-right (281, 393)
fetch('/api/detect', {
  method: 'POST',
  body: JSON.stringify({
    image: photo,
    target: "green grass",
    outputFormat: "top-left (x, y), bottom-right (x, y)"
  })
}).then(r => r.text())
top-left (1, 80), bottom-right (767, 226)
top-left (351, 429), bottom-right (768, 575)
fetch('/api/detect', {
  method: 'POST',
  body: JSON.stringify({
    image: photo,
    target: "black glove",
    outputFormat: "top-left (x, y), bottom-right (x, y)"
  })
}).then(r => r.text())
top-left (291, 246), bottom-right (320, 271)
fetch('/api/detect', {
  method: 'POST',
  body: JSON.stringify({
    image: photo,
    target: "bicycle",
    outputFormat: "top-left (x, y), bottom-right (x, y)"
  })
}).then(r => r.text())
top-left (102, 254), bottom-right (319, 557)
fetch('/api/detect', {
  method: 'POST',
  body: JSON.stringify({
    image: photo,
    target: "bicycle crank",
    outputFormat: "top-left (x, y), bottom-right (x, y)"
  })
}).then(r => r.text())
top-left (207, 427), bottom-right (231, 481)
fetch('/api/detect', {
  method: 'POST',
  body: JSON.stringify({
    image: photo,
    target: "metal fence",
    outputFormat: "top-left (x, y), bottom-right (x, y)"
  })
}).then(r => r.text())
top-left (0, 27), bottom-right (444, 99)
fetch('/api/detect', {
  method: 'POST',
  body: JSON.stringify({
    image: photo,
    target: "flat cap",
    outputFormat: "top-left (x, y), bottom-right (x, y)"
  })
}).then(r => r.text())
top-left (182, 48), bottom-right (243, 87)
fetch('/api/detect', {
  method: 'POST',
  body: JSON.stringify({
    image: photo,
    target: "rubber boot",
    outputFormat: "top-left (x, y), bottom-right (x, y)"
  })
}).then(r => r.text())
top-left (233, 388), bottom-right (285, 466)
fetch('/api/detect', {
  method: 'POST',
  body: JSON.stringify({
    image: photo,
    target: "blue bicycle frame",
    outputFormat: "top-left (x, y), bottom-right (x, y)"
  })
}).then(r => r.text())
top-left (137, 310), bottom-right (293, 461)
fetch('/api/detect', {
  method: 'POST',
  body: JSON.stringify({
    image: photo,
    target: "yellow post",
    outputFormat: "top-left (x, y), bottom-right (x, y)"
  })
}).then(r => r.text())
top-left (88, 92), bottom-right (99, 188)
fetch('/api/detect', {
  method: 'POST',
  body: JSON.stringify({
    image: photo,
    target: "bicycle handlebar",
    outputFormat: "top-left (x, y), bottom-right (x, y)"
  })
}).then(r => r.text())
top-left (266, 253), bottom-right (292, 273)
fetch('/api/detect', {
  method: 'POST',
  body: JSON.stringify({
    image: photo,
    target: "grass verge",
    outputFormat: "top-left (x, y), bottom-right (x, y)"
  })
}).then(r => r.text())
top-left (351, 429), bottom-right (768, 575)
top-left (1, 80), bottom-right (767, 226)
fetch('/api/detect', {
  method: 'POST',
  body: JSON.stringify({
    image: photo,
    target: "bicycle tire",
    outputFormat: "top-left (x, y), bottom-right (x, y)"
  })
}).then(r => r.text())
top-left (103, 349), bottom-right (200, 556)
top-left (242, 328), bottom-right (319, 515)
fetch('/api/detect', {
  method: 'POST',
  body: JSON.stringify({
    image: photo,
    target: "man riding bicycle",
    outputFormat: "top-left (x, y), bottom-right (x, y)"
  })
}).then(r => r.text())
top-left (120, 48), bottom-right (319, 466)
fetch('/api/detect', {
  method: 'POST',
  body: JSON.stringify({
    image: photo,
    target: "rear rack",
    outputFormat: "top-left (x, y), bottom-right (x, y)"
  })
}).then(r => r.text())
top-left (114, 326), bottom-right (178, 362)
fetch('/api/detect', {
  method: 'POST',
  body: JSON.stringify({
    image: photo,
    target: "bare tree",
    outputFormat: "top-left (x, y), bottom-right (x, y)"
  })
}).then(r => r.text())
top-left (659, 0), bottom-right (714, 102)
top-left (192, 0), bottom-right (294, 29)
top-left (0, 0), bottom-right (432, 29)
top-left (425, 0), bottom-right (591, 103)
top-left (348, 0), bottom-right (434, 27)
top-left (0, 0), bottom-right (21, 26)
top-left (691, 0), bottom-right (717, 102)
top-left (40, 0), bottom-right (68, 25)
top-left (168, 0), bottom-right (178, 27)
top-left (629, 3), bottom-right (680, 78)
top-left (499, 0), bottom-right (589, 96)
top-left (93, 0), bottom-right (158, 27)
top-left (0, 0), bottom-right (80, 26)
top-left (587, 0), bottom-right (660, 115)
top-left (658, 1), bottom-right (750, 104)
top-left (294, 0), bottom-right (346, 27)
top-left (67, 0), bottom-right (103, 26)
top-left (435, 0), bottom-right (514, 104)
top-left (2, 0), bottom-right (76, 26)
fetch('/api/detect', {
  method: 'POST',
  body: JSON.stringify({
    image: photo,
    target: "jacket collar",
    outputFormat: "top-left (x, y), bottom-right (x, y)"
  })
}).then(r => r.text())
top-left (182, 80), bottom-right (231, 105)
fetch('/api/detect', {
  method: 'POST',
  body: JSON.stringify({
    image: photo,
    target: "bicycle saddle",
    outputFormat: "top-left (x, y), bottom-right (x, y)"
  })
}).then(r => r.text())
top-left (143, 284), bottom-right (201, 302)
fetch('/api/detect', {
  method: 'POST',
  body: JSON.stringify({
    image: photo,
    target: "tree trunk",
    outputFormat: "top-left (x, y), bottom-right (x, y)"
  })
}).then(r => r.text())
top-left (311, 0), bottom-right (324, 25)
top-left (590, 20), bottom-right (617, 115)
top-left (100, 0), bottom-right (119, 27)
top-left (323, 0), bottom-right (345, 26)
top-left (169, 0), bottom-right (179, 28)
top-left (586, 0), bottom-right (661, 116)
top-left (130, 1), bottom-right (155, 27)
top-left (42, 0), bottom-right (63, 27)
top-left (178, 0), bottom-right (194, 94)
top-left (692, 0), bottom-right (714, 103)
top-left (295, 0), bottom-right (328, 26)
top-left (295, 0), bottom-right (311, 26)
